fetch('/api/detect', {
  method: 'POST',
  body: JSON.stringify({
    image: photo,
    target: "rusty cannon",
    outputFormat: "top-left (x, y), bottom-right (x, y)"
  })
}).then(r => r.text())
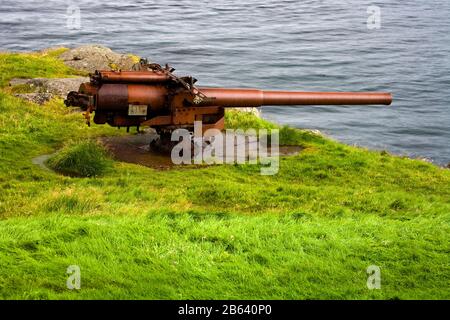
top-left (65, 61), bottom-right (392, 149)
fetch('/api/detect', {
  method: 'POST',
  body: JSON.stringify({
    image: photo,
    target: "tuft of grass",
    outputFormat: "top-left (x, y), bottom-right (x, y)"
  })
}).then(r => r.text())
top-left (46, 140), bottom-right (112, 177)
top-left (225, 110), bottom-right (325, 146)
top-left (225, 109), bottom-right (277, 130)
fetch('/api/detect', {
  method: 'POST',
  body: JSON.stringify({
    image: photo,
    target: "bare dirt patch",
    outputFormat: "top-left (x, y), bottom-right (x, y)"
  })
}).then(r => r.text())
top-left (99, 133), bottom-right (302, 170)
top-left (100, 133), bottom-right (175, 170)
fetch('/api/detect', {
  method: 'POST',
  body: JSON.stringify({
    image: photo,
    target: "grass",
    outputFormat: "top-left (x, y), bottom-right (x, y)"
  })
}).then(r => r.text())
top-left (47, 140), bottom-right (113, 177)
top-left (0, 50), bottom-right (449, 299)
top-left (0, 48), bottom-right (85, 87)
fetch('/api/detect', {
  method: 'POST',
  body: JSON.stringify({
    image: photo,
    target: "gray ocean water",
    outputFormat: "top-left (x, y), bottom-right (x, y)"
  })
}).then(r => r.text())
top-left (1, 0), bottom-right (449, 165)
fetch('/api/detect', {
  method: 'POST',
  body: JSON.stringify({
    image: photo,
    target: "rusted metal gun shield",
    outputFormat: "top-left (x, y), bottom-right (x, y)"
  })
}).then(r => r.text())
top-left (93, 112), bottom-right (107, 124)
top-left (96, 70), bottom-right (170, 83)
top-left (96, 84), bottom-right (169, 112)
top-left (110, 115), bottom-right (145, 127)
top-left (97, 84), bottom-right (128, 111)
top-left (127, 84), bottom-right (167, 111)
top-left (79, 83), bottom-right (98, 96)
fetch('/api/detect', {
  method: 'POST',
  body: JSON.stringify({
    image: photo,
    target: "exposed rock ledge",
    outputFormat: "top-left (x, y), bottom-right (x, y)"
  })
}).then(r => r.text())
top-left (11, 77), bottom-right (90, 103)
top-left (58, 44), bottom-right (139, 73)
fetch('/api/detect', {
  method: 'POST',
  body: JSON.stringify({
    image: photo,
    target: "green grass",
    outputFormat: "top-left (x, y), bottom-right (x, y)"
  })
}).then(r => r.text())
top-left (0, 51), bottom-right (449, 299)
top-left (47, 140), bottom-right (113, 177)
top-left (0, 48), bottom-right (85, 87)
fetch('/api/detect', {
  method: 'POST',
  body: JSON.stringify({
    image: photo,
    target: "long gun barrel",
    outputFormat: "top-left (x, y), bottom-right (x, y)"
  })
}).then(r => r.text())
top-left (197, 88), bottom-right (392, 107)
top-left (65, 63), bottom-right (392, 136)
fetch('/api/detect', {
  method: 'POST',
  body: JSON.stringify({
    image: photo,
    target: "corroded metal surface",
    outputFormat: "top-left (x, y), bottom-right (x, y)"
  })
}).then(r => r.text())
top-left (65, 62), bottom-right (392, 134)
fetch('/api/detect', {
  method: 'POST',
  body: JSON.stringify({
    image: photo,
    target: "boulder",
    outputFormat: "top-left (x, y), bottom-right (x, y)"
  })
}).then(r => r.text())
top-left (13, 93), bottom-right (53, 105)
top-left (58, 45), bottom-right (139, 73)
top-left (10, 77), bottom-right (89, 97)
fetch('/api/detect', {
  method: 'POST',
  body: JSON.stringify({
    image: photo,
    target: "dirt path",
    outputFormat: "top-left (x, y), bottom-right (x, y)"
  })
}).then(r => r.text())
top-left (100, 134), bottom-right (176, 170)
top-left (100, 133), bottom-right (302, 170)
top-left (31, 154), bottom-right (53, 171)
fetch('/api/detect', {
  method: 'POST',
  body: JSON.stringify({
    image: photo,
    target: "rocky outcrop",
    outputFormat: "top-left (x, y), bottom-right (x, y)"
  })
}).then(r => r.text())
top-left (13, 93), bottom-right (53, 105)
top-left (10, 77), bottom-right (89, 104)
top-left (58, 45), bottom-right (139, 73)
top-left (11, 77), bottom-right (89, 96)
top-left (9, 45), bottom-right (140, 105)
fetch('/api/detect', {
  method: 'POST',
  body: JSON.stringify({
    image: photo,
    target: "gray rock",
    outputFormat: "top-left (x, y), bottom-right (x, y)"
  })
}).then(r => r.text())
top-left (10, 77), bottom-right (89, 96)
top-left (58, 44), bottom-right (139, 73)
top-left (8, 78), bottom-right (30, 86)
top-left (32, 77), bottom-right (89, 97)
top-left (14, 93), bottom-right (53, 105)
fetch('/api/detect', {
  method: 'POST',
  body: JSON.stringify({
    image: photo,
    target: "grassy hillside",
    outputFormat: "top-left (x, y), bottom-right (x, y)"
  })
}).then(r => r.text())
top-left (0, 50), bottom-right (449, 299)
